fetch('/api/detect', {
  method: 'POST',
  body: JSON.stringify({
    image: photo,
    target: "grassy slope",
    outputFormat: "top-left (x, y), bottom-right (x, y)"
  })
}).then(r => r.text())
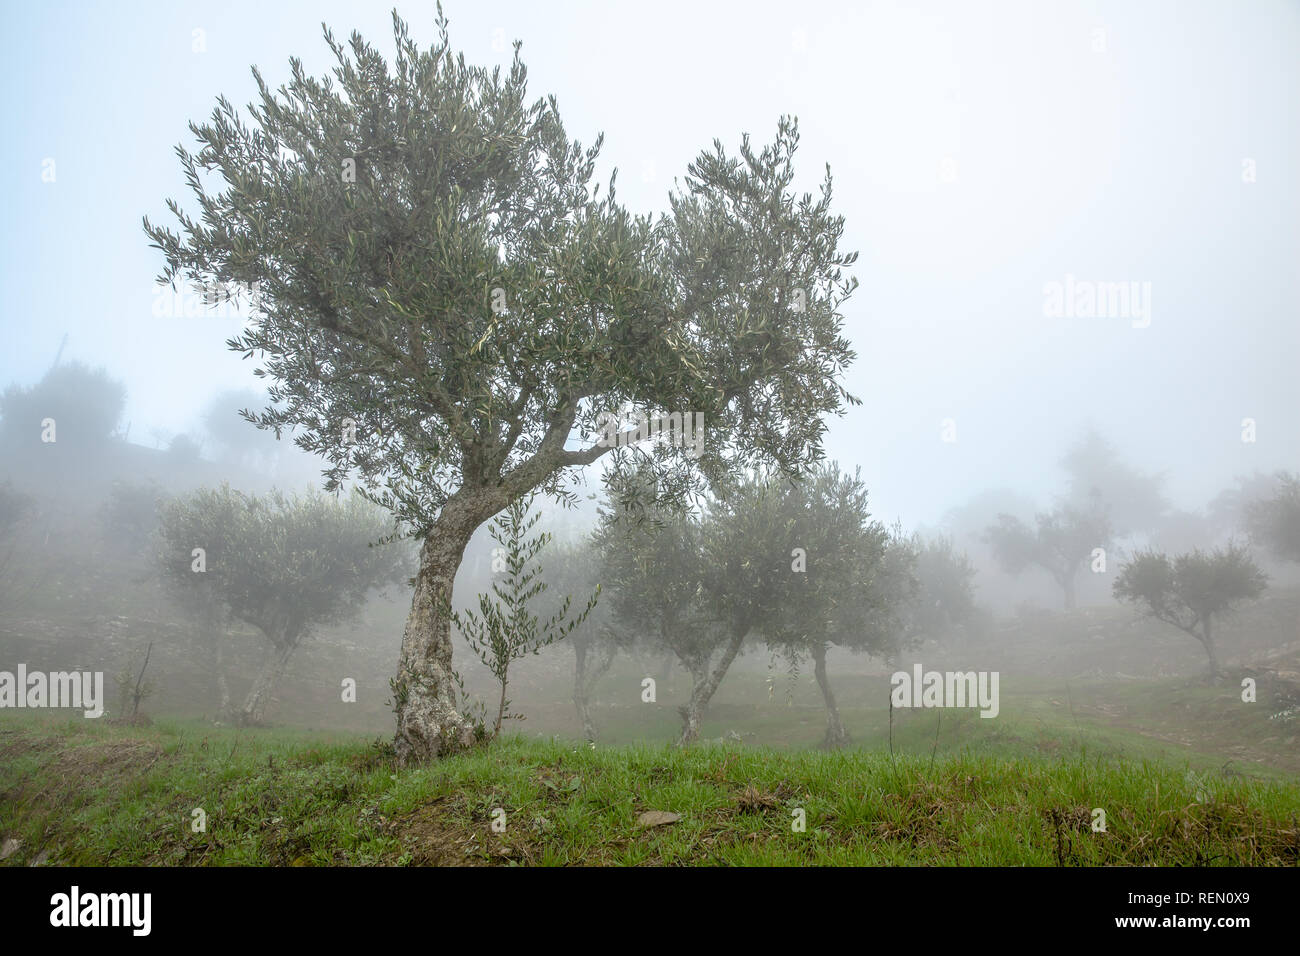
top-left (2, 714), bottom-right (1298, 866)
top-left (532, 664), bottom-right (1300, 779)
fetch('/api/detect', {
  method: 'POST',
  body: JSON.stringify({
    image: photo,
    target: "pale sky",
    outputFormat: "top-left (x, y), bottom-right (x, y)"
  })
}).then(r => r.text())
top-left (2, 0), bottom-right (1297, 528)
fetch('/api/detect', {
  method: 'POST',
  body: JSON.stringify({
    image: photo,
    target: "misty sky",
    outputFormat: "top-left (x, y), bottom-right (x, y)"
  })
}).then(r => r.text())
top-left (2, 0), bottom-right (1297, 529)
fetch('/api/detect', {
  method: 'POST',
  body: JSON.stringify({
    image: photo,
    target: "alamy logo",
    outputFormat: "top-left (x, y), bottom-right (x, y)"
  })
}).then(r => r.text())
top-left (50, 886), bottom-right (151, 936)
top-left (594, 404), bottom-right (705, 459)
top-left (1042, 274), bottom-right (1151, 328)
top-left (890, 664), bottom-right (1000, 718)
top-left (0, 665), bottom-right (104, 718)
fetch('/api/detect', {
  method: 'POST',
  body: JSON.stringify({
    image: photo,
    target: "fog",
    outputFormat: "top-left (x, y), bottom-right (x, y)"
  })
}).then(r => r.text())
top-left (4, 0), bottom-right (1297, 530)
top-left (1, 1), bottom-right (1298, 753)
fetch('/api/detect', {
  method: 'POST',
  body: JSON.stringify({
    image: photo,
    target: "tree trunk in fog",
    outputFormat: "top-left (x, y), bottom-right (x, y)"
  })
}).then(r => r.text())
top-left (677, 628), bottom-right (747, 746)
top-left (214, 642), bottom-right (231, 721)
top-left (1061, 572), bottom-right (1076, 611)
top-left (392, 499), bottom-right (481, 765)
top-left (811, 642), bottom-right (849, 749)
top-left (198, 596), bottom-right (232, 723)
top-left (238, 640), bottom-right (296, 726)
top-left (574, 642), bottom-right (597, 742)
top-left (573, 642), bottom-right (615, 743)
top-left (1201, 618), bottom-right (1220, 683)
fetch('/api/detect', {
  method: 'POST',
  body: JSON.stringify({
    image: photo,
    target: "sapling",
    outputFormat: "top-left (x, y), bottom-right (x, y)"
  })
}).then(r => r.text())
top-left (453, 493), bottom-right (598, 739)
top-left (114, 642), bottom-right (155, 722)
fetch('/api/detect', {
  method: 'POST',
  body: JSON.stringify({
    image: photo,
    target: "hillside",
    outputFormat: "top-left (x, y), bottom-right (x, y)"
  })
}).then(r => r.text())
top-left (2, 717), bottom-right (1298, 867)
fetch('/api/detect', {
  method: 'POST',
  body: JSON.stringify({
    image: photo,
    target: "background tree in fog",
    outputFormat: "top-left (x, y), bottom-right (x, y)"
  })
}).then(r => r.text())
top-left (594, 478), bottom-right (725, 746)
top-left (144, 10), bottom-right (860, 763)
top-left (751, 464), bottom-right (899, 748)
top-left (984, 504), bottom-right (1111, 610)
top-left (1245, 472), bottom-right (1300, 564)
top-left (904, 533), bottom-right (981, 643)
top-left (764, 468), bottom-right (909, 749)
top-left (1061, 428), bottom-right (1167, 536)
top-left (0, 362), bottom-right (126, 455)
top-left (1113, 544), bottom-right (1267, 682)
top-left (542, 538), bottom-right (630, 742)
top-left (157, 484), bottom-right (411, 725)
top-left (1207, 471), bottom-right (1288, 542)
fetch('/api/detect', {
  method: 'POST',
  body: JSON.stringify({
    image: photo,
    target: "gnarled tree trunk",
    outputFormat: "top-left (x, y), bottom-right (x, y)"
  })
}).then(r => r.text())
top-left (393, 499), bottom-right (482, 765)
top-left (238, 640), bottom-right (296, 726)
top-left (677, 628), bottom-right (747, 746)
top-left (811, 642), bottom-right (849, 749)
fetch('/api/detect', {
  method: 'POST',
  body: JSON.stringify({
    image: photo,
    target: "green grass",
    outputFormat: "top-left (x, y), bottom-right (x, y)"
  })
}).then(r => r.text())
top-left (558, 666), bottom-right (1300, 780)
top-left (3, 714), bottom-right (1299, 866)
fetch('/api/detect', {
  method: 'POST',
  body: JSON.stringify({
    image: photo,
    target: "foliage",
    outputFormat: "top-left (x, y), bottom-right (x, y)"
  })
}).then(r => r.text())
top-left (113, 643), bottom-right (156, 721)
top-left (1207, 470), bottom-right (1286, 540)
top-left (1113, 543), bottom-right (1267, 680)
top-left (157, 483), bottom-right (411, 647)
top-left (905, 532), bottom-right (979, 641)
top-left (1245, 472), bottom-right (1300, 563)
top-left (593, 473), bottom-right (717, 675)
top-left (142, 8), bottom-right (860, 537)
top-left (0, 362), bottom-right (126, 451)
top-left (748, 464), bottom-right (901, 660)
top-left (539, 536), bottom-right (631, 741)
top-left (984, 505), bottom-right (1111, 609)
top-left (1113, 545), bottom-right (1268, 633)
top-left (0, 481), bottom-right (35, 543)
top-left (201, 388), bottom-right (286, 472)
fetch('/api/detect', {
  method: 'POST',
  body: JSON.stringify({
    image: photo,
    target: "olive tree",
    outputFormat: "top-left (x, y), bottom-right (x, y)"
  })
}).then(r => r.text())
top-left (542, 538), bottom-right (630, 742)
top-left (1245, 472), bottom-right (1300, 564)
top-left (593, 483), bottom-right (726, 746)
top-left (905, 533), bottom-right (979, 643)
top-left (731, 465), bottom-right (898, 748)
top-left (0, 362), bottom-right (126, 453)
top-left (1113, 544), bottom-right (1267, 682)
top-left (984, 505), bottom-right (1110, 610)
top-left (144, 10), bottom-right (859, 762)
top-left (157, 484), bottom-right (411, 724)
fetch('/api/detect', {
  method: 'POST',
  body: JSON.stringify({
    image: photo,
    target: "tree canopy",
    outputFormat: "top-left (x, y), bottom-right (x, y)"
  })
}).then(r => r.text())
top-left (0, 362), bottom-right (126, 453)
top-left (1245, 472), bottom-right (1300, 564)
top-left (1113, 544), bottom-right (1267, 681)
top-left (157, 484), bottom-right (411, 723)
top-left (984, 505), bottom-right (1110, 610)
top-left (142, 11), bottom-right (858, 532)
